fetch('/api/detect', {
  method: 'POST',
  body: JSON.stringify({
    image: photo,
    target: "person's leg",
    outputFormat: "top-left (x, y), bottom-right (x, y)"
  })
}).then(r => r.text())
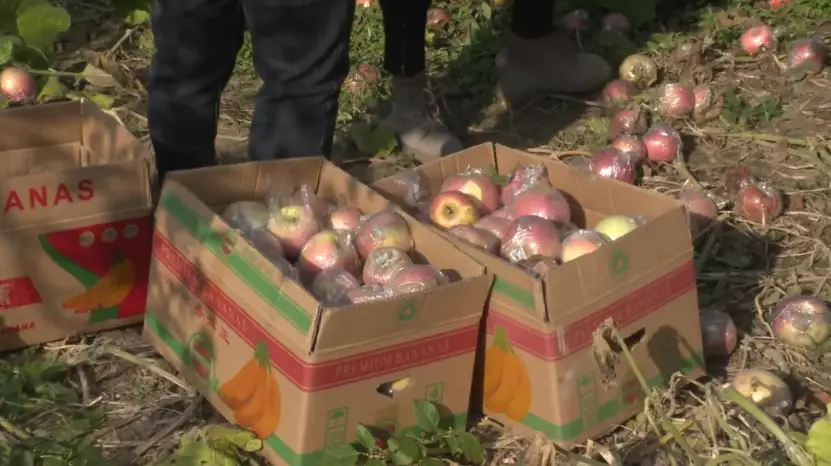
top-left (241, 0), bottom-right (354, 161)
top-left (497, 0), bottom-right (612, 103)
top-left (379, 0), bottom-right (463, 163)
top-left (147, 0), bottom-right (244, 178)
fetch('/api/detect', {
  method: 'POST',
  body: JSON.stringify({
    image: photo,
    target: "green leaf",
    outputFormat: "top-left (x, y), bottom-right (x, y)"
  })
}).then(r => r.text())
top-left (443, 433), bottom-right (462, 455)
top-left (9, 447), bottom-right (35, 466)
top-left (420, 458), bottom-right (445, 466)
top-left (349, 120), bottom-right (398, 158)
top-left (36, 75), bottom-right (64, 102)
top-left (388, 436), bottom-right (422, 465)
top-left (16, 2), bottom-right (71, 54)
top-left (124, 9), bottom-right (150, 25)
top-left (83, 92), bottom-right (115, 109)
top-left (366, 460), bottom-right (386, 466)
top-left (202, 425), bottom-right (263, 453)
top-left (806, 407), bottom-right (831, 464)
top-left (321, 444), bottom-right (361, 466)
top-left (413, 400), bottom-right (440, 432)
top-left (356, 424), bottom-right (377, 451)
top-left (0, 35), bottom-right (20, 65)
top-left (0, 96), bottom-right (10, 109)
top-left (457, 432), bottom-right (484, 465)
top-left (82, 64), bottom-right (119, 88)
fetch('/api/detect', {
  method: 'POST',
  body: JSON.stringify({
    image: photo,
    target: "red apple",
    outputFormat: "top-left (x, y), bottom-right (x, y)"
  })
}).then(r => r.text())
top-left (430, 191), bottom-right (480, 229)
top-left (222, 201), bottom-right (271, 230)
top-left (347, 285), bottom-right (394, 305)
top-left (561, 230), bottom-right (608, 262)
top-left (354, 211), bottom-right (414, 259)
top-left (611, 135), bottom-right (647, 164)
top-left (388, 264), bottom-right (449, 295)
top-left (501, 163), bottom-right (551, 206)
top-left (345, 64), bottom-right (379, 93)
top-left (700, 310), bottom-right (738, 358)
top-left (509, 186), bottom-right (571, 224)
top-left (448, 225), bottom-right (500, 254)
top-left (741, 25), bottom-right (776, 55)
top-left (329, 206), bottom-right (364, 232)
top-left (657, 83), bottom-right (695, 118)
top-left (768, 0), bottom-right (790, 8)
top-left (643, 123), bottom-right (683, 163)
top-left (501, 216), bottom-right (562, 263)
top-left (602, 79), bottom-right (637, 107)
top-left (311, 267), bottom-right (361, 306)
top-left (609, 109), bottom-right (648, 139)
top-left (772, 295), bottom-right (831, 348)
top-left (735, 181), bottom-right (783, 223)
top-left (284, 184), bottom-right (331, 219)
top-left (267, 206), bottom-right (322, 260)
top-left (426, 7), bottom-right (450, 28)
top-left (693, 84), bottom-right (715, 115)
top-left (362, 247), bottom-right (413, 286)
top-left (589, 147), bottom-right (637, 184)
top-left (474, 215), bottom-right (512, 241)
top-left (491, 207), bottom-right (516, 220)
top-left (297, 230), bottom-right (361, 283)
top-left (676, 188), bottom-right (718, 233)
top-left (440, 173), bottom-right (500, 214)
top-left (0, 67), bottom-right (36, 104)
top-left (787, 39), bottom-right (827, 76)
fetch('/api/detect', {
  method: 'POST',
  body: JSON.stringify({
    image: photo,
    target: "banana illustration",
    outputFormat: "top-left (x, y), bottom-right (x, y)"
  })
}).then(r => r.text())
top-left (63, 252), bottom-right (136, 314)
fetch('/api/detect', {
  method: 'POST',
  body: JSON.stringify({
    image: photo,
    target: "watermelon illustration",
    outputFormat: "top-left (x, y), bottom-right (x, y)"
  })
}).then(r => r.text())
top-left (38, 217), bottom-right (152, 323)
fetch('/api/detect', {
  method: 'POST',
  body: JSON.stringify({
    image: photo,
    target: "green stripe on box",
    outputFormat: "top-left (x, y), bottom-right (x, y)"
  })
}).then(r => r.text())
top-left (145, 311), bottom-right (467, 466)
top-left (159, 193), bottom-right (312, 334)
top-left (492, 276), bottom-right (536, 311)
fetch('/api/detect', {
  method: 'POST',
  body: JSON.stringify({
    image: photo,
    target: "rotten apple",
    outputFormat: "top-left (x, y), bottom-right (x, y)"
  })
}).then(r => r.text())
top-left (267, 206), bottom-right (322, 260)
top-left (657, 83), bottom-right (695, 118)
top-left (354, 211), bottom-right (414, 259)
top-left (430, 191), bottom-right (480, 229)
top-left (735, 180), bottom-right (783, 223)
top-left (440, 172), bottom-right (500, 214)
top-left (448, 225), bottom-right (501, 254)
top-left (510, 186), bottom-right (571, 224)
top-left (388, 264), bottom-right (449, 295)
top-left (296, 230), bottom-right (361, 283)
top-left (311, 267), bottom-right (360, 306)
top-left (561, 229), bottom-right (608, 262)
top-left (771, 295), bottom-right (831, 348)
top-left (730, 369), bottom-right (793, 416)
top-left (700, 310), bottom-right (738, 358)
top-left (0, 67), bottom-right (36, 104)
top-left (609, 109), bottom-right (648, 139)
top-left (619, 54), bottom-right (658, 89)
top-left (362, 247), bottom-right (413, 287)
top-left (328, 206), bottom-right (364, 232)
top-left (474, 215), bottom-right (512, 242)
top-left (426, 8), bottom-right (450, 28)
top-left (589, 147), bottom-right (637, 184)
top-left (501, 215), bottom-right (562, 263)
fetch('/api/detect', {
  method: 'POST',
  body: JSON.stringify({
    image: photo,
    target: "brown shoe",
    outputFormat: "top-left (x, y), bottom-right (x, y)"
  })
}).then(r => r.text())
top-left (496, 33), bottom-right (613, 103)
top-left (380, 73), bottom-right (463, 164)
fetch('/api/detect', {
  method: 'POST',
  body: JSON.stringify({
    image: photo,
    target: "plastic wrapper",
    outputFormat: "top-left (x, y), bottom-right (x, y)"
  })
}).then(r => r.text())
top-left (643, 123), bottom-right (683, 163)
top-left (611, 135), bottom-right (647, 164)
top-left (222, 201), bottom-right (271, 230)
top-left (391, 169), bottom-right (432, 214)
top-left (500, 216), bottom-right (562, 263)
top-left (277, 184), bottom-right (332, 219)
top-left (296, 229), bottom-right (361, 284)
top-left (354, 210), bottom-right (414, 259)
top-left (448, 225), bottom-right (501, 254)
top-left (240, 228), bottom-right (295, 278)
top-left (362, 247), bottom-right (413, 286)
top-left (500, 163), bottom-right (551, 206)
top-left (266, 204), bottom-right (322, 260)
top-left (311, 267), bottom-right (361, 306)
top-left (517, 255), bottom-right (559, 278)
top-left (327, 206), bottom-right (367, 233)
top-left (346, 285), bottom-right (395, 305)
top-left (700, 310), bottom-right (738, 358)
top-left (655, 83), bottom-right (695, 118)
top-left (588, 148), bottom-right (638, 185)
top-left (561, 229), bottom-right (608, 262)
top-left (387, 264), bottom-right (449, 295)
top-left (734, 178), bottom-right (783, 223)
top-left (509, 185), bottom-right (571, 224)
top-left (771, 295), bottom-right (831, 348)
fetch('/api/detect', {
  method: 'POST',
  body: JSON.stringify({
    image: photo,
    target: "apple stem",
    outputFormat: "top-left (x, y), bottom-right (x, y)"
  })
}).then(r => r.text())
top-left (26, 68), bottom-right (84, 79)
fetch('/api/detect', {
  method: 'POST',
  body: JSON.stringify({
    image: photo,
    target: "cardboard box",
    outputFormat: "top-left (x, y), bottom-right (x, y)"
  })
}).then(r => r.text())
top-left (0, 101), bottom-right (154, 351)
top-left (371, 143), bottom-right (705, 445)
top-left (142, 158), bottom-right (493, 465)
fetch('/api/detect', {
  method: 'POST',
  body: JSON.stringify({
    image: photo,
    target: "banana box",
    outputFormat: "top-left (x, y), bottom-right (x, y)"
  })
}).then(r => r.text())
top-left (142, 158), bottom-right (492, 465)
top-left (0, 100), bottom-right (154, 351)
top-left (372, 143), bottom-right (705, 446)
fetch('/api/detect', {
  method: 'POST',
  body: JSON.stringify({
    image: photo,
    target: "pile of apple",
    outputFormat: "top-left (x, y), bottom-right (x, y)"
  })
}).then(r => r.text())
top-left (422, 165), bottom-right (648, 277)
top-left (220, 185), bottom-right (449, 307)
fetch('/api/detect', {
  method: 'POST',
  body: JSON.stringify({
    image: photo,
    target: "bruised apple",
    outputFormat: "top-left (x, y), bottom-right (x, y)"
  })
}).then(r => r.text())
top-left (771, 295), bottom-right (831, 348)
top-left (296, 230), bottom-right (361, 282)
top-left (448, 225), bottom-right (500, 254)
top-left (700, 310), bottom-right (738, 358)
top-left (354, 211), bottom-right (414, 258)
top-left (329, 206), bottom-right (364, 232)
top-left (561, 230), bottom-right (608, 262)
top-left (312, 267), bottom-right (360, 306)
top-left (362, 247), bottom-right (413, 286)
top-left (594, 214), bottom-right (640, 241)
top-left (267, 206), bottom-right (322, 260)
top-left (731, 369), bottom-right (792, 416)
top-left (430, 191), bottom-right (480, 229)
top-left (347, 285), bottom-right (395, 305)
top-left (388, 264), bottom-right (449, 295)
top-left (501, 216), bottom-right (562, 263)
top-left (474, 215), bottom-right (512, 241)
top-left (510, 186), bottom-right (571, 224)
top-left (440, 173), bottom-right (500, 214)
top-left (222, 201), bottom-right (270, 230)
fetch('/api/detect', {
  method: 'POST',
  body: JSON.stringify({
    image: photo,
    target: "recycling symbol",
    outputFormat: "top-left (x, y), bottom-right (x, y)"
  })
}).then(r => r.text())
top-left (610, 250), bottom-right (630, 276)
top-left (396, 301), bottom-right (418, 322)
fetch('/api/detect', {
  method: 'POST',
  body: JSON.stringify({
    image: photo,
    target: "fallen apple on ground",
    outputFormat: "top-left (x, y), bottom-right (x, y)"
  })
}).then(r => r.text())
top-left (771, 295), bottom-right (831, 348)
top-left (0, 67), bottom-right (36, 103)
top-left (267, 205), bottom-right (322, 260)
top-left (501, 216), bottom-right (562, 263)
top-left (297, 230), bottom-right (361, 283)
top-left (354, 211), bottom-right (414, 258)
top-left (448, 225), bottom-right (500, 254)
top-left (430, 191), bottom-right (480, 229)
top-left (328, 206), bottom-right (364, 232)
top-left (388, 264), bottom-right (449, 295)
top-left (561, 230), bottom-right (608, 262)
top-left (730, 369), bottom-right (792, 416)
top-left (362, 247), bottom-right (413, 286)
top-left (510, 186), bottom-right (571, 224)
top-left (609, 109), bottom-right (648, 139)
top-left (440, 173), bottom-right (500, 214)
top-left (734, 180), bottom-right (783, 223)
top-left (699, 310), bottom-right (738, 358)
top-left (594, 214), bottom-right (641, 241)
top-left (312, 267), bottom-right (360, 306)
top-left (676, 188), bottom-right (718, 233)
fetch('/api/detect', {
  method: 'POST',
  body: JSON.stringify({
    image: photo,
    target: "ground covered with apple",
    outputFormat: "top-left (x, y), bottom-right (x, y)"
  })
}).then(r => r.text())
top-left (3, 0), bottom-right (831, 464)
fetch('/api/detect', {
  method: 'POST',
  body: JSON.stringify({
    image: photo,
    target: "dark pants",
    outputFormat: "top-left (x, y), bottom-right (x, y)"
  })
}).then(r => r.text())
top-left (379, 0), bottom-right (555, 77)
top-left (147, 0), bottom-right (355, 176)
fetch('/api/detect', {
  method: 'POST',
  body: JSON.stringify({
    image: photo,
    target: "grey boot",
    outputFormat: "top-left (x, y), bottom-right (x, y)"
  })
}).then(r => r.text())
top-left (496, 33), bottom-right (613, 103)
top-left (381, 73), bottom-right (463, 164)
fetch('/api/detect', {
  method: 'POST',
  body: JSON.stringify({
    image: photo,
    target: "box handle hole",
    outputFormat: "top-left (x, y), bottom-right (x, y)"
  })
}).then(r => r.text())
top-left (376, 377), bottom-right (413, 399)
